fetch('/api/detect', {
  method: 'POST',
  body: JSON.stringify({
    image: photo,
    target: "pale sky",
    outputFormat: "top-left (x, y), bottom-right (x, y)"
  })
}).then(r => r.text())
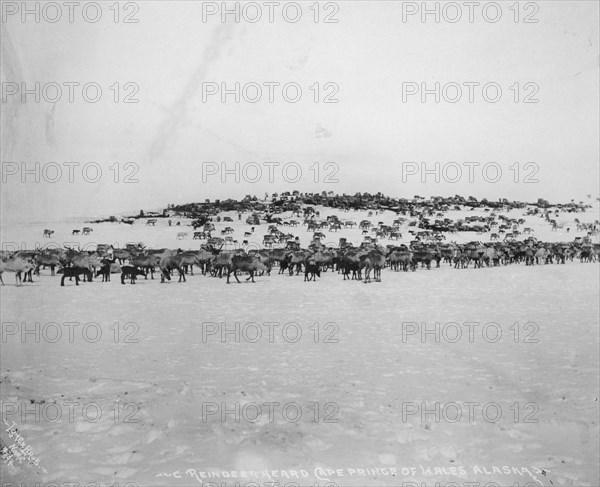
top-left (1, 1), bottom-right (599, 221)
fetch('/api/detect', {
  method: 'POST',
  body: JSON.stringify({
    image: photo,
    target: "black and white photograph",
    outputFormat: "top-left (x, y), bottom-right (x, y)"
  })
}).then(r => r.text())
top-left (1, 1), bottom-right (599, 486)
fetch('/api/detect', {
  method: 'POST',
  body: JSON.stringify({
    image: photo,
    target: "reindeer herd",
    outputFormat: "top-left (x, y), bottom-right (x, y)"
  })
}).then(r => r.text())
top-left (2, 204), bottom-right (599, 287)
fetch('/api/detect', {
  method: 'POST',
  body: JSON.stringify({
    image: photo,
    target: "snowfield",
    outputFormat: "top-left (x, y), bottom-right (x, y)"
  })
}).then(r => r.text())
top-left (1, 205), bottom-right (599, 487)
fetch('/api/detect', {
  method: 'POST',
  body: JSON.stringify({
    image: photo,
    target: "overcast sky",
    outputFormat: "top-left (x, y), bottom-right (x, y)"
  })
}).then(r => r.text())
top-left (1, 1), bottom-right (599, 221)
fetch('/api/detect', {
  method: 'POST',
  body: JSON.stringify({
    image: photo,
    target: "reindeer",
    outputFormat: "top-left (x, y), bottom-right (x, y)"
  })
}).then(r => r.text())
top-left (0, 256), bottom-right (36, 286)
top-left (59, 266), bottom-right (92, 286)
top-left (304, 259), bottom-right (321, 281)
top-left (226, 255), bottom-right (268, 284)
top-left (96, 261), bottom-right (114, 282)
top-left (120, 266), bottom-right (146, 284)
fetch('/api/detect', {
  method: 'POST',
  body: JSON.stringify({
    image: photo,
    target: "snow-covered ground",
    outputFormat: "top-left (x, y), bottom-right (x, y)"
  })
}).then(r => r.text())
top-left (1, 204), bottom-right (599, 486)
